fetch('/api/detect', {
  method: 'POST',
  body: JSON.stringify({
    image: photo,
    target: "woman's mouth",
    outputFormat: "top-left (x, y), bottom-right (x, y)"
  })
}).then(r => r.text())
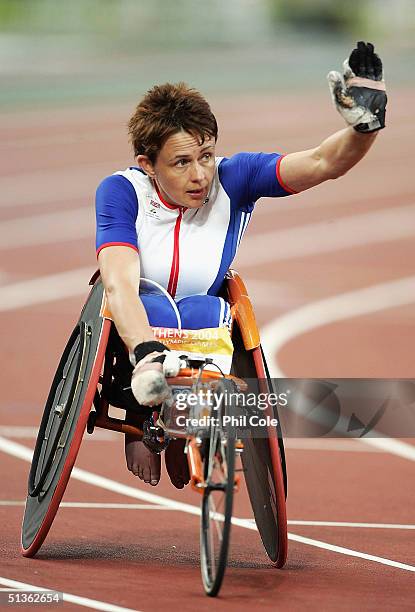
top-left (186, 188), bottom-right (206, 200)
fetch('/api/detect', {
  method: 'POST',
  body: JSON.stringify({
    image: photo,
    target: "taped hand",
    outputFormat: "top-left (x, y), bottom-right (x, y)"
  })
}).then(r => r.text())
top-left (130, 341), bottom-right (183, 406)
top-left (327, 41), bottom-right (387, 132)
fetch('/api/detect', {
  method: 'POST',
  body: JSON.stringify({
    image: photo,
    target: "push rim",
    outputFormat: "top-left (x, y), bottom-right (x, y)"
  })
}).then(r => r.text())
top-left (28, 323), bottom-right (90, 497)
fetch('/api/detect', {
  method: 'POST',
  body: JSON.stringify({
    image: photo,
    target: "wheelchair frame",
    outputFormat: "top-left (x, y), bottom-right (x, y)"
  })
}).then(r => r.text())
top-left (21, 270), bottom-right (288, 577)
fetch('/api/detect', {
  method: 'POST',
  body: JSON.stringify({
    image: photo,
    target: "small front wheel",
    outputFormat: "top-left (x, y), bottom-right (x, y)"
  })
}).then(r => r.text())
top-left (200, 379), bottom-right (236, 597)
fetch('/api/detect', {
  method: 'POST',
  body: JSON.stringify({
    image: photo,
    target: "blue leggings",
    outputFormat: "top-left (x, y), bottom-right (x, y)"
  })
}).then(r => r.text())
top-left (140, 294), bottom-right (231, 329)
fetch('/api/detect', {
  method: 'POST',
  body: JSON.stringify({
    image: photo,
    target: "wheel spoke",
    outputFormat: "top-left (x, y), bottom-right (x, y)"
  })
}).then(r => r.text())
top-left (210, 497), bottom-right (224, 542)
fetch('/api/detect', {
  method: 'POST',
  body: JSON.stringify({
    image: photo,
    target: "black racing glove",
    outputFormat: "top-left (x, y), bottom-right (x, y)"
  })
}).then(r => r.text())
top-left (327, 41), bottom-right (387, 133)
top-left (132, 340), bottom-right (170, 366)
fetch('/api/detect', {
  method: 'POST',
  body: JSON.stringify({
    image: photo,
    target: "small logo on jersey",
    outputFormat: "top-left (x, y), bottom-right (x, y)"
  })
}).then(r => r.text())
top-left (146, 199), bottom-right (161, 219)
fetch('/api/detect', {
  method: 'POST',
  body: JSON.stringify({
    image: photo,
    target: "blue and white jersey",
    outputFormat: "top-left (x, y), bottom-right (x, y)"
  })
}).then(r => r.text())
top-left (95, 153), bottom-right (295, 300)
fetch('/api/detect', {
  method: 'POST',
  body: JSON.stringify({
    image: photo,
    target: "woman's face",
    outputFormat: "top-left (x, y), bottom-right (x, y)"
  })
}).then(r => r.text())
top-left (137, 131), bottom-right (216, 209)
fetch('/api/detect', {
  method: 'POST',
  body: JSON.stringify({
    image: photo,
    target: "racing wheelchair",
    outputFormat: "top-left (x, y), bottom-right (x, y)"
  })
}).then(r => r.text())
top-left (21, 270), bottom-right (288, 597)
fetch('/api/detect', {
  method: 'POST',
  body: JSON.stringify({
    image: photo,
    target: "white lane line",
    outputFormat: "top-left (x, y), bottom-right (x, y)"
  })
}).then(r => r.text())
top-left (0, 106), bottom-right (130, 129)
top-left (262, 274), bottom-right (415, 377)
top-left (355, 437), bottom-right (415, 461)
top-left (1, 435), bottom-right (414, 574)
top-left (0, 426), bottom-right (117, 441)
top-left (1, 128), bottom-right (121, 150)
top-left (287, 534), bottom-right (415, 572)
top-left (0, 267), bottom-right (94, 312)
top-left (0, 426), bottom-right (57, 438)
top-left (0, 429), bottom-right (382, 451)
top-left (284, 439), bottom-right (382, 452)
top-left (0, 163), bottom-right (112, 209)
top-left (242, 278), bottom-right (304, 310)
top-left (240, 518), bottom-right (415, 530)
top-left (237, 203), bottom-right (415, 265)
top-left (254, 184), bottom-right (415, 215)
top-left (261, 275), bottom-right (415, 463)
top-left (0, 577), bottom-right (141, 612)
top-left (2, 498), bottom-right (413, 528)
top-left (0, 501), bottom-right (173, 510)
top-left (287, 520), bottom-right (415, 530)
top-left (0, 208), bottom-right (93, 249)
top-left (221, 517), bottom-right (415, 573)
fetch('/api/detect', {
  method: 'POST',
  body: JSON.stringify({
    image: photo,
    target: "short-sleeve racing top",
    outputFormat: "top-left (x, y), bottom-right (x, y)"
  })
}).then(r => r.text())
top-left (95, 153), bottom-right (295, 300)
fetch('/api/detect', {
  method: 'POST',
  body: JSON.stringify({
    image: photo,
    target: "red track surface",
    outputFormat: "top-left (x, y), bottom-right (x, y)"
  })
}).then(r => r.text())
top-left (1, 91), bottom-right (414, 610)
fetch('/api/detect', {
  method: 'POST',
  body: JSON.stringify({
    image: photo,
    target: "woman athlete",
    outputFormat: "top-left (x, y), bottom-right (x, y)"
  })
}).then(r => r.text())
top-left (95, 42), bottom-right (387, 488)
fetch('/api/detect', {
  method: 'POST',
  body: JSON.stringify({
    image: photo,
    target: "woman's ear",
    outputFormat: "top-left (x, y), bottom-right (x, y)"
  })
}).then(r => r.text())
top-left (136, 155), bottom-right (156, 177)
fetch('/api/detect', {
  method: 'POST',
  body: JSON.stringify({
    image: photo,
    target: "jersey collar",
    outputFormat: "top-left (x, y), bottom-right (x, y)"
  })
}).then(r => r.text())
top-left (153, 179), bottom-right (185, 211)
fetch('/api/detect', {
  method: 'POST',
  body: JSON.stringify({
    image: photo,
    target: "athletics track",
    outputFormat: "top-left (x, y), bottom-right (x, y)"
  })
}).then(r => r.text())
top-left (0, 89), bottom-right (414, 610)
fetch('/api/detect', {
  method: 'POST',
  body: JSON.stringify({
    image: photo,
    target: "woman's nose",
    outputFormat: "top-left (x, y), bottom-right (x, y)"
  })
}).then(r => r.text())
top-left (190, 162), bottom-right (205, 181)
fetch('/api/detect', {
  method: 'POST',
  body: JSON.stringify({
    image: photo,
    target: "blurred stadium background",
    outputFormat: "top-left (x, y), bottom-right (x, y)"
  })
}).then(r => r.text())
top-left (1, 0), bottom-right (414, 108)
top-left (1, 0), bottom-right (414, 380)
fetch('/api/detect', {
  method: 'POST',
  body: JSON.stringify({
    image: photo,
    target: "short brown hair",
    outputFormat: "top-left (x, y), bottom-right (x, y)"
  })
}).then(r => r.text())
top-left (128, 82), bottom-right (218, 162)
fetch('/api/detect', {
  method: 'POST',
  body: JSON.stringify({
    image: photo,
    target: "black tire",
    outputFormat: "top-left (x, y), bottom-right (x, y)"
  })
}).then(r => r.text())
top-left (239, 350), bottom-right (288, 567)
top-left (230, 325), bottom-right (287, 567)
top-left (200, 379), bottom-right (236, 597)
top-left (21, 281), bottom-right (110, 556)
top-left (241, 435), bottom-right (287, 566)
top-left (260, 345), bottom-right (287, 499)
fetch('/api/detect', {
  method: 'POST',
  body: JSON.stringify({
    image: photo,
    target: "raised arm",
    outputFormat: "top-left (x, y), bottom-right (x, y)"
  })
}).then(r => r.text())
top-left (279, 127), bottom-right (377, 192)
top-left (279, 41), bottom-right (387, 194)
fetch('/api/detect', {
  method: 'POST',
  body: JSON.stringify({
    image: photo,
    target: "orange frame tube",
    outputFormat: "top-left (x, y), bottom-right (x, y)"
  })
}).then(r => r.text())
top-left (187, 439), bottom-right (204, 493)
top-left (226, 269), bottom-right (260, 350)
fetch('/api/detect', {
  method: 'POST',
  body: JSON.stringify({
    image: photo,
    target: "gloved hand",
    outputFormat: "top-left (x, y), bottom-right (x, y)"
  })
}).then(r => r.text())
top-left (130, 341), bottom-right (183, 406)
top-left (327, 41), bottom-right (387, 133)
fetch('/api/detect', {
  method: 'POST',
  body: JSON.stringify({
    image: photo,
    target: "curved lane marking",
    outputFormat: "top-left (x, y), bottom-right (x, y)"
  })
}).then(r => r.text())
top-left (261, 274), bottom-right (415, 378)
top-left (238, 203), bottom-right (415, 265)
top-left (1, 435), bottom-right (414, 573)
top-left (0, 163), bottom-right (114, 209)
top-left (0, 208), bottom-right (92, 249)
top-left (0, 267), bottom-right (94, 312)
top-left (261, 274), bottom-right (415, 462)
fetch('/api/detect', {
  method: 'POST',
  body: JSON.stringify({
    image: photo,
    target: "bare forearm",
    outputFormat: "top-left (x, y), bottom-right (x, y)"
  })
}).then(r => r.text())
top-left (98, 246), bottom-right (154, 353)
top-left (316, 127), bottom-right (378, 180)
top-left (105, 282), bottom-right (154, 352)
top-left (280, 127), bottom-right (379, 192)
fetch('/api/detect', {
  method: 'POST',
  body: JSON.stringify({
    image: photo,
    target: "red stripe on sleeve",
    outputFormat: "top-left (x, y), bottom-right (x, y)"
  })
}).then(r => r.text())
top-left (96, 242), bottom-right (139, 258)
top-left (276, 155), bottom-right (298, 195)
